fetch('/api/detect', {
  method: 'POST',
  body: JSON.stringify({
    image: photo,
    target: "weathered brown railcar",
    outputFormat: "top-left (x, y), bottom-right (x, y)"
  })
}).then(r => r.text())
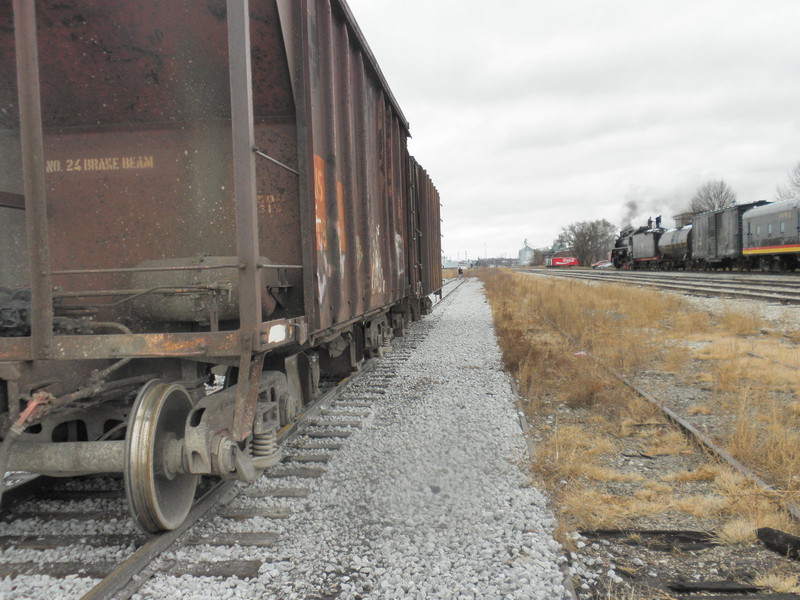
top-left (0, 0), bottom-right (441, 531)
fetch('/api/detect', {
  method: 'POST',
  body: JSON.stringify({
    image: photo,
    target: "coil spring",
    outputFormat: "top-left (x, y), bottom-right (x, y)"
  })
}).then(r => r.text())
top-left (251, 430), bottom-right (277, 458)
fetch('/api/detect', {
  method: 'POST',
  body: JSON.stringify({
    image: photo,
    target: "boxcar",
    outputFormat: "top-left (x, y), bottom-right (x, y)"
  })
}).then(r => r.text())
top-left (691, 201), bottom-right (767, 270)
top-left (0, 0), bottom-right (441, 532)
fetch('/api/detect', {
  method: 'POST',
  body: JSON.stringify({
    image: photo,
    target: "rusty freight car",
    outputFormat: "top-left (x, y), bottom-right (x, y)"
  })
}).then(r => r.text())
top-left (0, 0), bottom-right (441, 532)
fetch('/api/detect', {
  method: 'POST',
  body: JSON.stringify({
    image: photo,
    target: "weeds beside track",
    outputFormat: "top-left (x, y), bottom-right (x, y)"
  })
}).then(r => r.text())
top-left (479, 268), bottom-right (800, 599)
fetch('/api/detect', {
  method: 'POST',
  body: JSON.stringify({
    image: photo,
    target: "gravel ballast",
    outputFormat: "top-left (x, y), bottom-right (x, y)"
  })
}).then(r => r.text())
top-left (134, 279), bottom-right (569, 599)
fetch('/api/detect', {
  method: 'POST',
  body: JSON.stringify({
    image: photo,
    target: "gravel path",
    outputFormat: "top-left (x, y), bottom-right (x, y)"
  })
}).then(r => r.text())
top-left (136, 279), bottom-right (569, 599)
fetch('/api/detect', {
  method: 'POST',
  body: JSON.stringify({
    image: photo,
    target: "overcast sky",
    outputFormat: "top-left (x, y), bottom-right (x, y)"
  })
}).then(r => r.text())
top-left (346, 0), bottom-right (800, 261)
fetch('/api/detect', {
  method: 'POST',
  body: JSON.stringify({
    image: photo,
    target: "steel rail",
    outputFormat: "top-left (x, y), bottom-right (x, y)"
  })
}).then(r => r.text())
top-left (7, 284), bottom-right (462, 597)
top-left (102, 281), bottom-right (463, 599)
top-left (618, 374), bottom-right (800, 523)
top-left (528, 269), bottom-right (800, 304)
top-left (545, 317), bottom-right (800, 524)
top-left (81, 354), bottom-right (380, 600)
top-left (81, 480), bottom-right (239, 600)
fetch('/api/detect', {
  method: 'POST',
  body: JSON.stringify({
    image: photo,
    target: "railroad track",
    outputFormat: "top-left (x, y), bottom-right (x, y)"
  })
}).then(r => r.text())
top-left (539, 307), bottom-right (800, 525)
top-left (1, 283), bottom-right (463, 600)
top-left (527, 268), bottom-right (800, 304)
top-left (532, 307), bottom-right (800, 598)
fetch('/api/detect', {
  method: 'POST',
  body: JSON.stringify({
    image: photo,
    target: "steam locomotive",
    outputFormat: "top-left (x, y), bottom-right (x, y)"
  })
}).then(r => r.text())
top-left (611, 200), bottom-right (800, 272)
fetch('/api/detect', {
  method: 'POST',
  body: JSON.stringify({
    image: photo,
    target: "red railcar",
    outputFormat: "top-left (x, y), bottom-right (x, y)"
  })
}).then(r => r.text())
top-left (545, 256), bottom-right (579, 267)
top-left (0, 0), bottom-right (441, 531)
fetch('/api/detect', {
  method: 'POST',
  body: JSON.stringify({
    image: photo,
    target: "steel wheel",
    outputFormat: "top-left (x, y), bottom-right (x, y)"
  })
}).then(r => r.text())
top-left (124, 380), bottom-right (198, 533)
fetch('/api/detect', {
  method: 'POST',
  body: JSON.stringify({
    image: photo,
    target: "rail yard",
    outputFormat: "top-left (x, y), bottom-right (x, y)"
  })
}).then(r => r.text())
top-left (3, 0), bottom-right (800, 598)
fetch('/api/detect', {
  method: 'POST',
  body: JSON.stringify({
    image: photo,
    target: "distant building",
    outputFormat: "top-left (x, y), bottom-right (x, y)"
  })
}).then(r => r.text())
top-left (518, 239), bottom-right (535, 266)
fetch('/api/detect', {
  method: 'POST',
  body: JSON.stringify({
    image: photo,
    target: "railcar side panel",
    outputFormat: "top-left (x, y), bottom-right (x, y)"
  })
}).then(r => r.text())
top-left (691, 202), bottom-right (769, 267)
top-left (0, 2), bottom-right (241, 327)
top-left (742, 200), bottom-right (800, 269)
top-left (413, 160), bottom-right (442, 297)
top-left (298, 0), bottom-right (412, 331)
top-left (632, 231), bottom-right (659, 261)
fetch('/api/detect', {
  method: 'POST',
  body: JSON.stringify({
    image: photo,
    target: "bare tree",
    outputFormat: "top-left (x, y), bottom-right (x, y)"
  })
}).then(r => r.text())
top-left (558, 219), bottom-right (617, 266)
top-left (775, 162), bottom-right (800, 201)
top-left (689, 179), bottom-right (737, 213)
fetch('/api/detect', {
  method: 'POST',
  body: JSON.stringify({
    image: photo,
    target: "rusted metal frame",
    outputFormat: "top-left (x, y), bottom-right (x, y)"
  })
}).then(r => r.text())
top-left (253, 148), bottom-right (300, 176)
top-left (378, 98), bottom-right (394, 301)
top-left (307, 302), bottom-right (395, 347)
top-left (51, 263), bottom-right (240, 276)
top-left (291, 0), bottom-right (318, 332)
top-left (14, 0), bottom-right (53, 360)
top-left (328, 0), bottom-right (409, 133)
top-left (0, 331), bottom-right (240, 361)
top-left (0, 319), bottom-right (308, 362)
top-left (209, 293), bottom-right (220, 332)
top-left (394, 118), bottom-right (407, 296)
top-left (383, 101), bottom-right (397, 299)
top-left (52, 285), bottom-right (227, 312)
top-left (318, 0), bottom-right (340, 324)
top-left (53, 284), bottom-right (228, 329)
top-left (352, 53), bottom-right (370, 313)
top-left (53, 286), bottom-right (225, 299)
top-left (333, 7), bottom-right (352, 324)
top-left (257, 264), bottom-right (303, 275)
top-left (336, 21), bottom-right (360, 321)
top-left (255, 316), bottom-right (307, 350)
top-left (232, 349), bottom-right (266, 441)
top-left (408, 158), bottom-right (422, 298)
top-left (399, 139), bottom-right (412, 298)
top-left (227, 0), bottom-right (263, 441)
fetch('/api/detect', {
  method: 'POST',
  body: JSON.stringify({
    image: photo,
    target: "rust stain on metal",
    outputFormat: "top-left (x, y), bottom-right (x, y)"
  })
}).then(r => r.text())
top-left (314, 154), bottom-right (329, 308)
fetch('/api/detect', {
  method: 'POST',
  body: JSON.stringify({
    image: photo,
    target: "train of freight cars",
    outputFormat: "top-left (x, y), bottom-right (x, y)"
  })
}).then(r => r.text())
top-left (612, 200), bottom-right (800, 272)
top-left (0, 0), bottom-right (442, 533)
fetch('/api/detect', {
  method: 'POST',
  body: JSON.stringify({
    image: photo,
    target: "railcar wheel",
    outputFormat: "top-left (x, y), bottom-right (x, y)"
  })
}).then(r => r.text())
top-left (124, 380), bottom-right (198, 533)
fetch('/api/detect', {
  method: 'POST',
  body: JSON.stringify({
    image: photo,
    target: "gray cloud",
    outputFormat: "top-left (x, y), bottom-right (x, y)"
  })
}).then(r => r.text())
top-left (348, 0), bottom-right (800, 258)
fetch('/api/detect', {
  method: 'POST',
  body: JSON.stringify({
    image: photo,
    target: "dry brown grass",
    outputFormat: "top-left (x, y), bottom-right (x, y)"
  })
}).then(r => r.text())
top-left (480, 268), bottom-right (800, 540)
top-left (641, 429), bottom-right (693, 456)
top-left (755, 570), bottom-right (800, 594)
top-left (531, 425), bottom-right (617, 483)
top-left (718, 308), bottom-right (764, 335)
top-left (687, 404), bottom-right (713, 415)
top-left (560, 489), bottom-right (671, 529)
top-left (715, 517), bottom-right (757, 544)
top-left (724, 391), bottom-right (800, 492)
top-left (663, 463), bottom-right (722, 482)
